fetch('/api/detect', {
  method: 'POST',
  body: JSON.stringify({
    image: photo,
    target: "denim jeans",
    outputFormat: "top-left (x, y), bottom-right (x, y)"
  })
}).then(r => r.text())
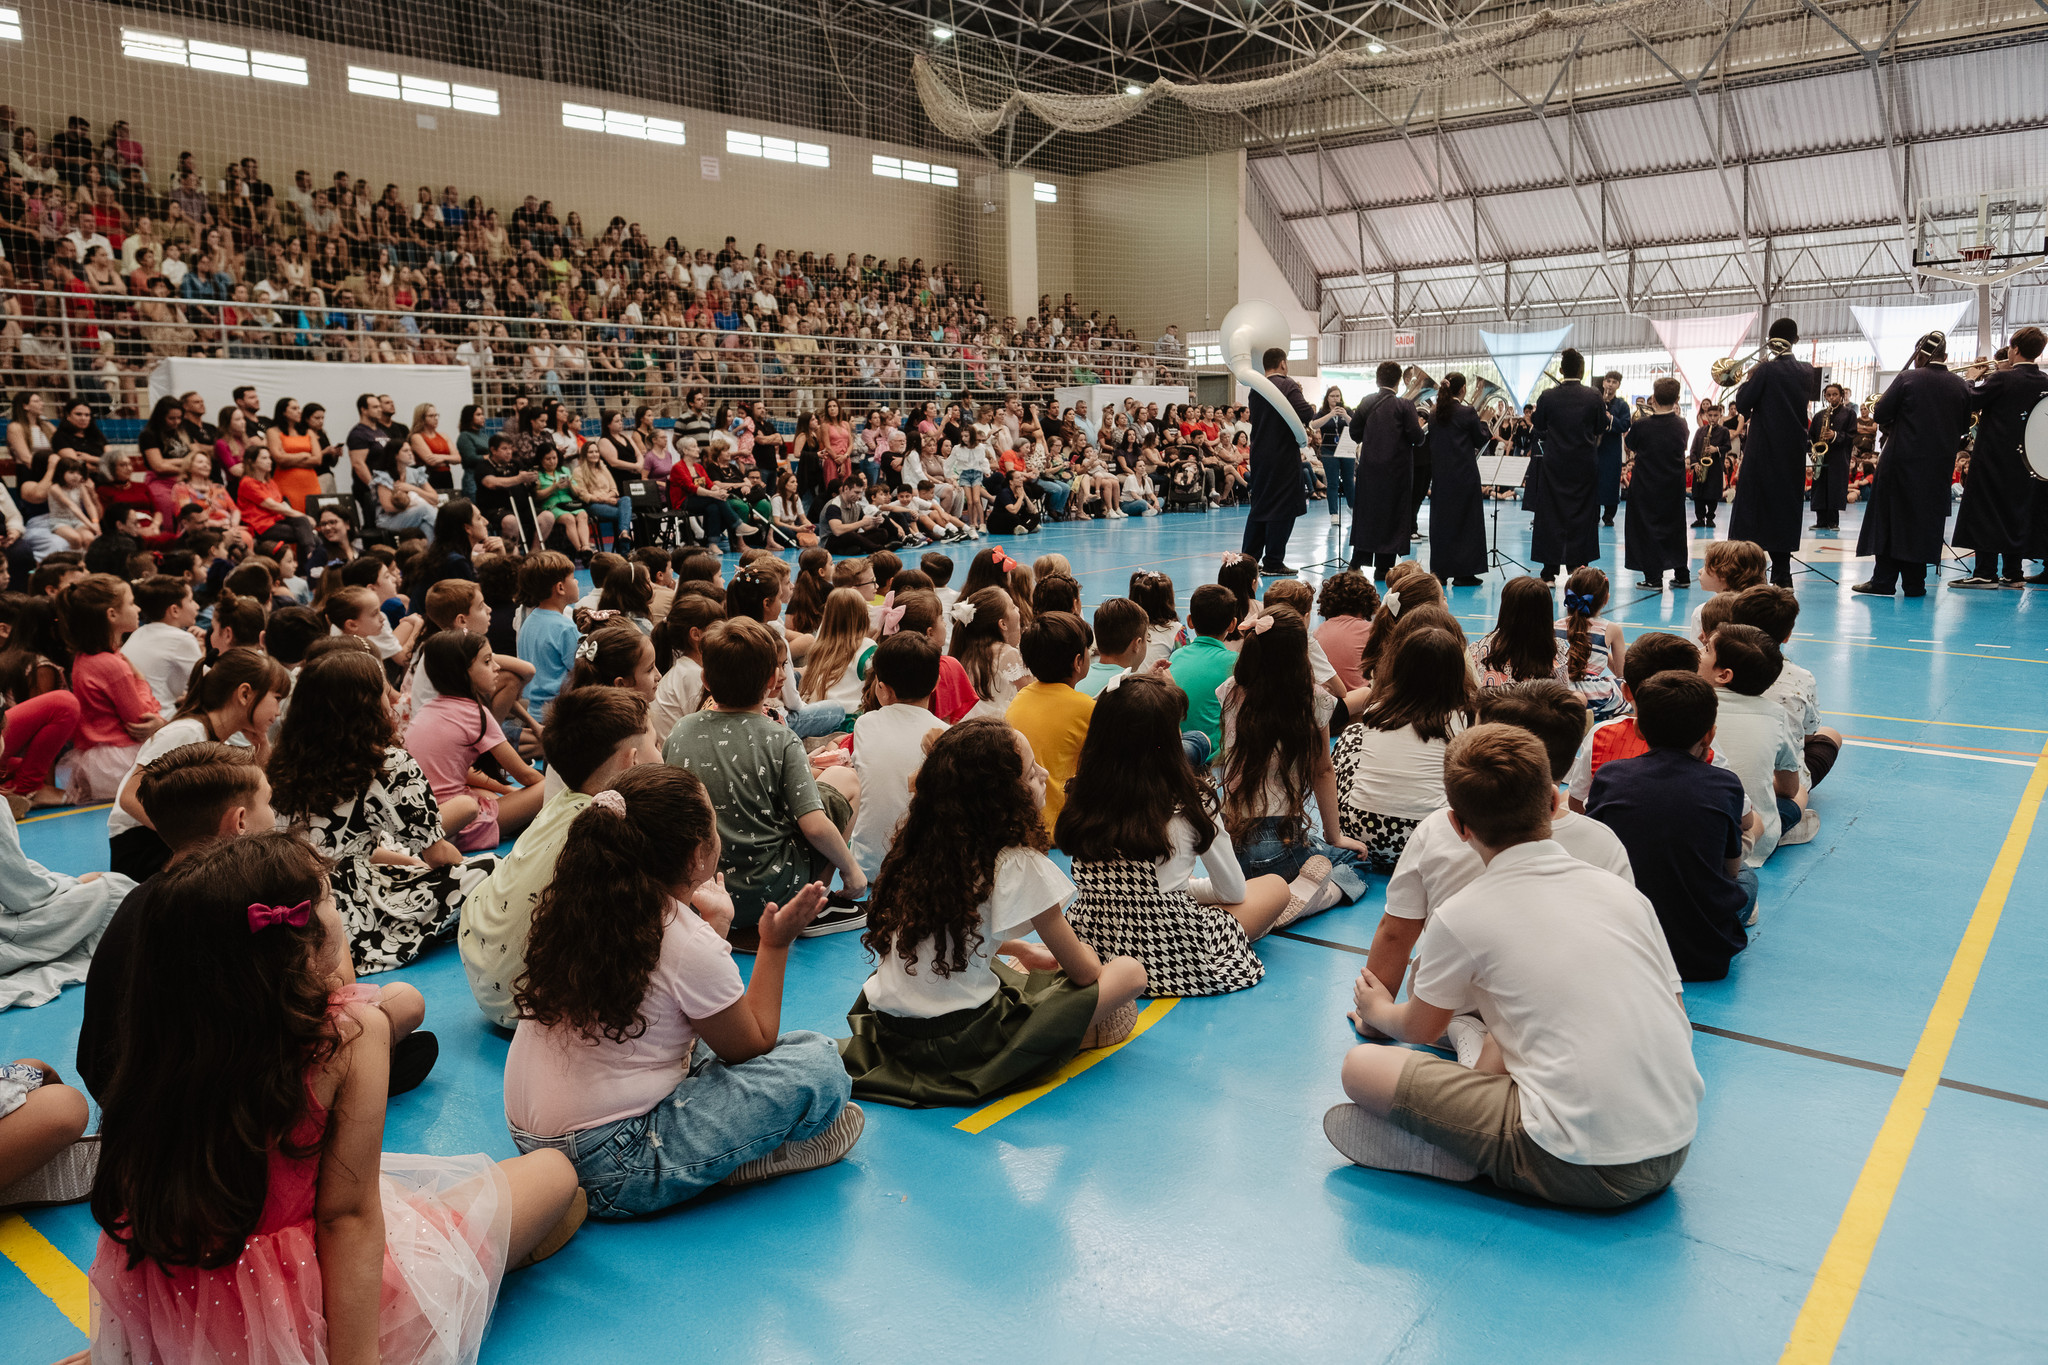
top-left (789, 700), bottom-right (847, 738)
top-left (1329, 454), bottom-right (1355, 503)
top-left (1736, 865), bottom-right (1760, 928)
top-left (1182, 729), bottom-right (1211, 770)
top-left (1236, 816), bottom-right (1370, 905)
top-left (507, 1031), bottom-right (850, 1218)
top-left (1035, 478), bottom-right (1071, 514)
top-left (588, 495), bottom-right (634, 546)
top-left (379, 500), bottom-right (439, 536)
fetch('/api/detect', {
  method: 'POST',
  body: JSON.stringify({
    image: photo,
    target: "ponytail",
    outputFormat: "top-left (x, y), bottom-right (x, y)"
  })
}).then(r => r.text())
top-left (1562, 567), bottom-right (1608, 681)
top-left (173, 647), bottom-right (290, 728)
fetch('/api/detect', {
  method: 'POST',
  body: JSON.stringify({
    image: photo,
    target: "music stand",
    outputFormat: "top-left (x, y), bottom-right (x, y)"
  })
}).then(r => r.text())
top-left (1478, 453), bottom-right (1531, 576)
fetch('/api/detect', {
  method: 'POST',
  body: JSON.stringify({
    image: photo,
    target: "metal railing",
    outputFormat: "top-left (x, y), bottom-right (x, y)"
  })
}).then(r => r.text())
top-left (0, 286), bottom-right (1193, 420)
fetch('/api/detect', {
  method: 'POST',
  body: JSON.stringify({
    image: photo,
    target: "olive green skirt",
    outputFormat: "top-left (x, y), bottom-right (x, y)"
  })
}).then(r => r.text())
top-left (839, 962), bottom-right (1100, 1108)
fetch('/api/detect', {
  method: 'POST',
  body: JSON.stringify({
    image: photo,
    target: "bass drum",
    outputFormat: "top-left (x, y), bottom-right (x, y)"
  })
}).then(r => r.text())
top-left (2029, 396), bottom-right (2048, 481)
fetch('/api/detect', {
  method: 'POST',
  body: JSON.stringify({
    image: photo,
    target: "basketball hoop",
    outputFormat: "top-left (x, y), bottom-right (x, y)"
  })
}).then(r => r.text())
top-left (1960, 244), bottom-right (1994, 265)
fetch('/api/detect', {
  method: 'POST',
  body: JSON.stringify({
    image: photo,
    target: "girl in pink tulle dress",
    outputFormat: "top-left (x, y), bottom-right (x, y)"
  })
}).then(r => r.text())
top-left (87, 833), bottom-right (585, 1365)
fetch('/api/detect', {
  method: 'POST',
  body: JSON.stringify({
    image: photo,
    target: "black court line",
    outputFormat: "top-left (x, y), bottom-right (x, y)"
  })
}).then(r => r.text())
top-left (1272, 931), bottom-right (2048, 1110)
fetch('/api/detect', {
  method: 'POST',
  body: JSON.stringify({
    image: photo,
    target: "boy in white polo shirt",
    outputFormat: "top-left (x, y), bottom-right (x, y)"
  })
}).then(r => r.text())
top-left (1365, 681), bottom-right (1633, 1050)
top-left (1327, 723), bottom-right (1702, 1208)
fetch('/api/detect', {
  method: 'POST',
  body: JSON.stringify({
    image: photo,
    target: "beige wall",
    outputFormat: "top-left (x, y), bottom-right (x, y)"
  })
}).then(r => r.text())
top-left (1062, 150), bottom-right (1239, 341)
top-left (8, 0), bottom-right (1000, 280)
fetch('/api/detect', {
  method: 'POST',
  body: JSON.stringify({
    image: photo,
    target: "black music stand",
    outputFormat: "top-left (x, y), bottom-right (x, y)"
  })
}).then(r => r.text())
top-left (1479, 453), bottom-right (1531, 576)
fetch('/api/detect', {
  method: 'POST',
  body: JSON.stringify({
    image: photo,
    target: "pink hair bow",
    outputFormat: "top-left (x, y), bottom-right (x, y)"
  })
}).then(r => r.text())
top-left (1250, 613), bottom-right (1275, 635)
top-left (247, 900), bottom-right (311, 934)
top-left (878, 591), bottom-right (908, 637)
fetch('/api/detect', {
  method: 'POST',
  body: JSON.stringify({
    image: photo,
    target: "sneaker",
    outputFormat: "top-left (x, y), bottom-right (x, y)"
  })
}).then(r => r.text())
top-left (513, 1187), bottom-right (587, 1269)
top-left (1850, 580), bottom-right (1894, 595)
top-left (1081, 1000), bottom-right (1139, 1050)
top-left (1780, 806), bottom-right (1821, 846)
top-left (1276, 856), bottom-right (1334, 928)
top-left (1322, 1104), bottom-right (1478, 1182)
top-left (799, 894), bottom-right (868, 937)
top-left (0, 1136), bottom-right (99, 1210)
top-left (2001, 577), bottom-right (2028, 589)
top-left (1443, 1015), bottom-right (1490, 1068)
top-left (720, 1103), bottom-right (865, 1187)
top-left (1261, 562), bottom-right (1299, 577)
top-left (1949, 576), bottom-right (2001, 589)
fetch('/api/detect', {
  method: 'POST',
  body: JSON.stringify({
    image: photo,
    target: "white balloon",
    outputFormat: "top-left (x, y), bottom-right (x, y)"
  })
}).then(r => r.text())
top-left (1221, 299), bottom-right (1308, 445)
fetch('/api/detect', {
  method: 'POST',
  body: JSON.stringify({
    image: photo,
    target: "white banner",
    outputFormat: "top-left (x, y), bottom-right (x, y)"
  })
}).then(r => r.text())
top-left (146, 359), bottom-right (473, 494)
top-left (1849, 300), bottom-right (1972, 377)
top-left (1479, 325), bottom-right (1573, 411)
top-left (1649, 311), bottom-right (1758, 406)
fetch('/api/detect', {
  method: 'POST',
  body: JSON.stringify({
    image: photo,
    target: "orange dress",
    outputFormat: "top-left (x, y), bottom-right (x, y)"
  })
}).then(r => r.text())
top-left (273, 433), bottom-right (322, 511)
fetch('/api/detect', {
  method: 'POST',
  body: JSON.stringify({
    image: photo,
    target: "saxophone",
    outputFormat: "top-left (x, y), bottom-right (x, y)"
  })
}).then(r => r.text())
top-left (1810, 402), bottom-right (1835, 473)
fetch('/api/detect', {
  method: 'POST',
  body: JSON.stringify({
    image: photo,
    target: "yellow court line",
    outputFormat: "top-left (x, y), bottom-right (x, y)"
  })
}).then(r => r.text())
top-left (956, 998), bottom-right (1179, 1135)
top-left (17, 803), bottom-right (112, 825)
top-left (1780, 738), bottom-right (2048, 1364)
top-left (1822, 711), bottom-right (2048, 736)
top-left (0, 1213), bottom-right (90, 1333)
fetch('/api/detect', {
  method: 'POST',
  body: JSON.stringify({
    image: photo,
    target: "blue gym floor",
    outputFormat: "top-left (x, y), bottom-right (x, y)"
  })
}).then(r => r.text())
top-left (5, 500), bottom-right (2046, 1364)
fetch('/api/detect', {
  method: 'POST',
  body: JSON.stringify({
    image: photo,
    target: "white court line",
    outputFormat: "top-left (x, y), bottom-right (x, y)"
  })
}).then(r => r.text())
top-left (1843, 739), bottom-right (2036, 768)
top-left (1911, 639), bottom-right (1939, 644)
top-left (1975, 644), bottom-right (2011, 649)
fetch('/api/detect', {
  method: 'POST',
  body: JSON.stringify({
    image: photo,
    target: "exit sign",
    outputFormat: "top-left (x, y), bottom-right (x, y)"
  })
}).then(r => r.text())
top-left (1393, 331), bottom-right (1417, 350)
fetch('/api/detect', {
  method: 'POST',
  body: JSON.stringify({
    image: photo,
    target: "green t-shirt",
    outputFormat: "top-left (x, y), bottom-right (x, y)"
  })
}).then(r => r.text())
top-left (664, 709), bottom-right (823, 916)
top-left (1168, 635), bottom-right (1237, 752)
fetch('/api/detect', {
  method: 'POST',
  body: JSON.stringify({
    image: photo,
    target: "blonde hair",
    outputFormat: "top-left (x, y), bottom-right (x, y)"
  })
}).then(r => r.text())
top-left (800, 587), bottom-right (873, 702)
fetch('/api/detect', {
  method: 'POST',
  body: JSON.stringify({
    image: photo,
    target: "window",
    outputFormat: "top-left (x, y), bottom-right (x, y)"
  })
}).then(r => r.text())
top-left (1289, 337), bottom-right (1310, 362)
top-left (1189, 343), bottom-right (1223, 366)
top-left (1033, 181), bottom-right (1058, 204)
top-left (872, 155), bottom-right (958, 188)
top-left (121, 31), bottom-right (307, 82)
top-left (562, 104), bottom-right (684, 145)
top-left (728, 131), bottom-right (828, 167)
top-left (351, 66), bottom-right (496, 114)
top-left (0, 9), bottom-right (23, 42)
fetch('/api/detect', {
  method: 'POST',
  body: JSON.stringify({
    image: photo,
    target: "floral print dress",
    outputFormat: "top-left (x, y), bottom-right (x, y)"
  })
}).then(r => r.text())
top-left (286, 749), bottom-right (497, 975)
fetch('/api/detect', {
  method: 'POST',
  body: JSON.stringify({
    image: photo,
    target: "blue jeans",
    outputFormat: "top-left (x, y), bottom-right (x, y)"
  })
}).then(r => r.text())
top-left (1121, 497), bottom-right (1152, 516)
top-left (507, 1032), bottom-right (850, 1219)
top-left (1329, 453), bottom-right (1355, 503)
top-left (1735, 865), bottom-right (1761, 927)
top-left (379, 500), bottom-right (439, 536)
top-left (588, 495), bottom-right (634, 546)
top-left (1035, 478), bottom-right (1071, 514)
top-left (789, 700), bottom-right (847, 738)
top-left (1775, 796), bottom-right (1802, 838)
top-left (1182, 729), bottom-right (1211, 769)
top-left (1236, 817), bottom-right (1370, 905)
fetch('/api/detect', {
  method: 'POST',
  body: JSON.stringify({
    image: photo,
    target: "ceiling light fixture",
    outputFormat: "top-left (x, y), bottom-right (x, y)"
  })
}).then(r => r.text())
top-left (932, 26), bottom-right (951, 40)
top-left (1365, 41), bottom-right (1385, 54)
top-left (1125, 82), bottom-right (1144, 95)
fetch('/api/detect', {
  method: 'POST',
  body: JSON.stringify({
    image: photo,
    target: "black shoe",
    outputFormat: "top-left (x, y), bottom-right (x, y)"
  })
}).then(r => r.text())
top-left (1450, 576), bottom-right (1483, 587)
top-left (2025, 571), bottom-right (2048, 586)
top-left (389, 1031), bottom-right (439, 1097)
top-left (1637, 578), bottom-right (1662, 589)
top-left (1949, 576), bottom-right (2002, 590)
top-left (1851, 580), bottom-right (1894, 596)
top-left (1672, 575), bottom-right (1692, 588)
top-left (1260, 562), bottom-right (1298, 576)
top-left (799, 892), bottom-right (868, 938)
top-left (1602, 517), bottom-right (1616, 527)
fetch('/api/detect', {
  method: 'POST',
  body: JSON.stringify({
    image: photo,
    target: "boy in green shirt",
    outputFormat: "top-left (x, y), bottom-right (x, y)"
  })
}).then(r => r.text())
top-left (664, 616), bottom-right (866, 950)
top-left (1168, 583), bottom-right (1240, 755)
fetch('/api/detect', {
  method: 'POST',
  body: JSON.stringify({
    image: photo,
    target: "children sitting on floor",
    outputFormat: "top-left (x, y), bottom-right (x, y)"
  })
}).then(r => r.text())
top-left (516, 551), bottom-right (582, 722)
top-left (1564, 631), bottom-right (1757, 824)
top-left (1369, 680), bottom-right (1634, 1013)
top-left (1700, 622), bottom-right (1812, 860)
top-left (89, 833), bottom-right (585, 1363)
top-left (1688, 539), bottom-right (1769, 640)
top-left (1588, 670), bottom-right (1757, 979)
top-left (840, 718), bottom-right (1149, 1106)
top-left (664, 617), bottom-right (865, 949)
top-left (1079, 597), bottom-right (1149, 698)
top-left (1555, 567), bottom-right (1627, 720)
top-left (120, 574), bottom-right (204, 716)
top-left (504, 764), bottom-right (861, 1213)
top-left (1334, 625), bottom-right (1476, 874)
top-left (1728, 583), bottom-right (1843, 795)
top-left (1328, 723), bottom-right (1702, 1209)
top-left (405, 632), bottom-right (550, 852)
top-left (1166, 583), bottom-right (1238, 756)
top-left (848, 633), bottom-right (949, 883)
top-left (61, 574), bottom-right (162, 802)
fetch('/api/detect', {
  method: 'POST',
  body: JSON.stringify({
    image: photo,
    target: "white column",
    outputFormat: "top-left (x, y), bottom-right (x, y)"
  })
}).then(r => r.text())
top-left (1004, 170), bottom-right (1038, 320)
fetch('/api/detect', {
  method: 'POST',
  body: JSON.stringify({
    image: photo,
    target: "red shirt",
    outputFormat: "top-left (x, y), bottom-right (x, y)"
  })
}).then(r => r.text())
top-left (72, 651), bottom-right (159, 749)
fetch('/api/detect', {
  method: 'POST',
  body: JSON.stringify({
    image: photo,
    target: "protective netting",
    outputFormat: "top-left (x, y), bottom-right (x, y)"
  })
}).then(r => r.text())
top-left (914, 0), bottom-right (1689, 141)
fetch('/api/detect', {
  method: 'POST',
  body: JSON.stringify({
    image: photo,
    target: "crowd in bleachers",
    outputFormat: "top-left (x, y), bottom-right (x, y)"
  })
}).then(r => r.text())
top-left (0, 107), bottom-right (1190, 415)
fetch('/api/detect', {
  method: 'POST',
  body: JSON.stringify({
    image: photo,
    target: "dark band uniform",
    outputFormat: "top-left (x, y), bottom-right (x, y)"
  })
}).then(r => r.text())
top-left (1807, 399), bottom-right (1855, 529)
top-left (1730, 350), bottom-right (1822, 561)
top-left (1347, 383), bottom-right (1427, 571)
top-left (1529, 379), bottom-right (1608, 572)
top-left (1954, 360), bottom-right (2048, 580)
top-left (1855, 362), bottom-right (1974, 591)
top-left (1623, 409), bottom-right (1691, 585)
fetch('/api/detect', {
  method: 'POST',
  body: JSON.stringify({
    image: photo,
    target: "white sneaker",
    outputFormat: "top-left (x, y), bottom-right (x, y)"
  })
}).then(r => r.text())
top-left (1322, 1104), bottom-right (1478, 1182)
top-left (1779, 806), bottom-right (1821, 847)
top-left (1444, 1015), bottom-right (1489, 1068)
top-left (720, 1103), bottom-right (865, 1186)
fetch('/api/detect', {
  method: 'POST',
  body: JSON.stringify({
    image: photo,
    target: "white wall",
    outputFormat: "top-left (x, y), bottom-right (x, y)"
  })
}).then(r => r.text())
top-left (1237, 151), bottom-right (1320, 378)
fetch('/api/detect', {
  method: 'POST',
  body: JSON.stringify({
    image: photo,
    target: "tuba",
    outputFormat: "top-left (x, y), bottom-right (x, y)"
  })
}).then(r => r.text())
top-left (1399, 364), bottom-right (1436, 402)
top-left (1216, 299), bottom-right (1308, 445)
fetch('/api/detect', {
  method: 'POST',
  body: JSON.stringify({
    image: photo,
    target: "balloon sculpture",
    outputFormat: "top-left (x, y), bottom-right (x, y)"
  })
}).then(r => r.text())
top-left (1220, 299), bottom-right (1308, 445)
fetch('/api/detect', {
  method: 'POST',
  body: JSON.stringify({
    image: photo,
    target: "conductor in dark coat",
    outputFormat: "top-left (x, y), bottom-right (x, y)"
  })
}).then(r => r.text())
top-left (1731, 317), bottom-right (1822, 585)
top-left (1807, 382), bottom-right (1856, 531)
top-left (1596, 370), bottom-right (1630, 525)
top-left (1623, 376), bottom-right (1692, 590)
top-left (1347, 359), bottom-right (1426, 579)
top-left (1240, 346), bottom-right (1317, 574)
top-left (1854, 330), bottom-right (1976, 597)
top-left (1425, 373), bottom-right (1491, 584)
top-left (1952, 326), bottom-right (2048, 586)
top-left (1529, 347), bottom-right (1608, 580)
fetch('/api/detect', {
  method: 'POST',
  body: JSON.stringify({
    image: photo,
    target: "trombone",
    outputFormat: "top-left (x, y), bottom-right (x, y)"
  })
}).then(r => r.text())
top-left (1709, 335), bottom-right (1796, 389)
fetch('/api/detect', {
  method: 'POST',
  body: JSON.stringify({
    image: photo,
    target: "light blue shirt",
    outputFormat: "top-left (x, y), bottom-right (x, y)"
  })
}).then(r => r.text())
top-left (518, 606), bottom-right (581, 715)
top-left (1076, 660), bottom-right (1128, 699)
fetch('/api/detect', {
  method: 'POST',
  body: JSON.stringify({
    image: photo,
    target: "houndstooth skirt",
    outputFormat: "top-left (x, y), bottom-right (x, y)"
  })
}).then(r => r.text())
top-left (1064, 857), bottom-right (1264, 998)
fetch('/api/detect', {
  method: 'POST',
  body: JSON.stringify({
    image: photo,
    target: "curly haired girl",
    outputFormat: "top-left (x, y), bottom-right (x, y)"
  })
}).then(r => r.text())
top-left (842, 719), bottom-right (1148, 1105)
top-left (506, 764), bottom-right (860, 1214)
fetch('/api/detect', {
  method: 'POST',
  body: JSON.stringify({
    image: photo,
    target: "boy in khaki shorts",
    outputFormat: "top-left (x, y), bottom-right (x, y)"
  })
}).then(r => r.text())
top-left (1327, 723), bottom-right (1703, 1208)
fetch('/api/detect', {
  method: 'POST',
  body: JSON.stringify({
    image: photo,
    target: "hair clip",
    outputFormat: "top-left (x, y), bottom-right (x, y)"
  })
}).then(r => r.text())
top-left (950, 600), bottom-right (977, 626)
top-left (1383, 589), bottom-right (1403, 617)
top-left (247, 900), bottom-right (311, 933)
top-left (574, 635), bottom-right (602, 662)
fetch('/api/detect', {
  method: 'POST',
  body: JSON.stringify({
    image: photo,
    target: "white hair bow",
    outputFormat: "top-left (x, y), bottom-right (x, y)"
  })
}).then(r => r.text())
top-left (950, 600), bottom-right (977, 626)
top-left (574, 634), bottom-right (602, 662)
top-left (1383, 590), bottom-right (1403, 617)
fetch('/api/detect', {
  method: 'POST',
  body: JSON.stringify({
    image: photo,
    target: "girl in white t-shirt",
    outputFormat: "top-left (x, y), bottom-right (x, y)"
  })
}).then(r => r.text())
top-left (1128, 569), bottom-right (1186, 664)
top-left (648, 593), bottom-right (722, 748)
top-left (107, 647), bottom-right (289, 881)
top-left (1333, 623), bottom-right (1475, 874)
top-left (944, 426), bottom-right (994, 530)
top-left (503, 764), bottom-right (862, 1216)
top-left (1217, 606), bottom-right (1371, 919)
top-left (797, 588), bottom-right (874, 716)
top-left (945, 587), bottom-right (1027, 719)
top-left (841, 718), bottom-right (1148, 1106)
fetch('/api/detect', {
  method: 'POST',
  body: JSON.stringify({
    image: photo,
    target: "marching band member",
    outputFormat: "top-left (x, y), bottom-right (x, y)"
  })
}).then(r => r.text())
top-left (1528, 348), bottom-right (1608, 584)
top-left (1951, 327), bottom-right (2048, 588)
top-left (1689, 403), bottom-right (1731, 528)
top-left (1730, 318), bottom-right (1822, 587)
top-left (1808, 382), bottom-right (1856, 534)
top-left (1852, 330), bottom-right (1975, 598)
top-left (1622, 377), bottom-right (1691, 591)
